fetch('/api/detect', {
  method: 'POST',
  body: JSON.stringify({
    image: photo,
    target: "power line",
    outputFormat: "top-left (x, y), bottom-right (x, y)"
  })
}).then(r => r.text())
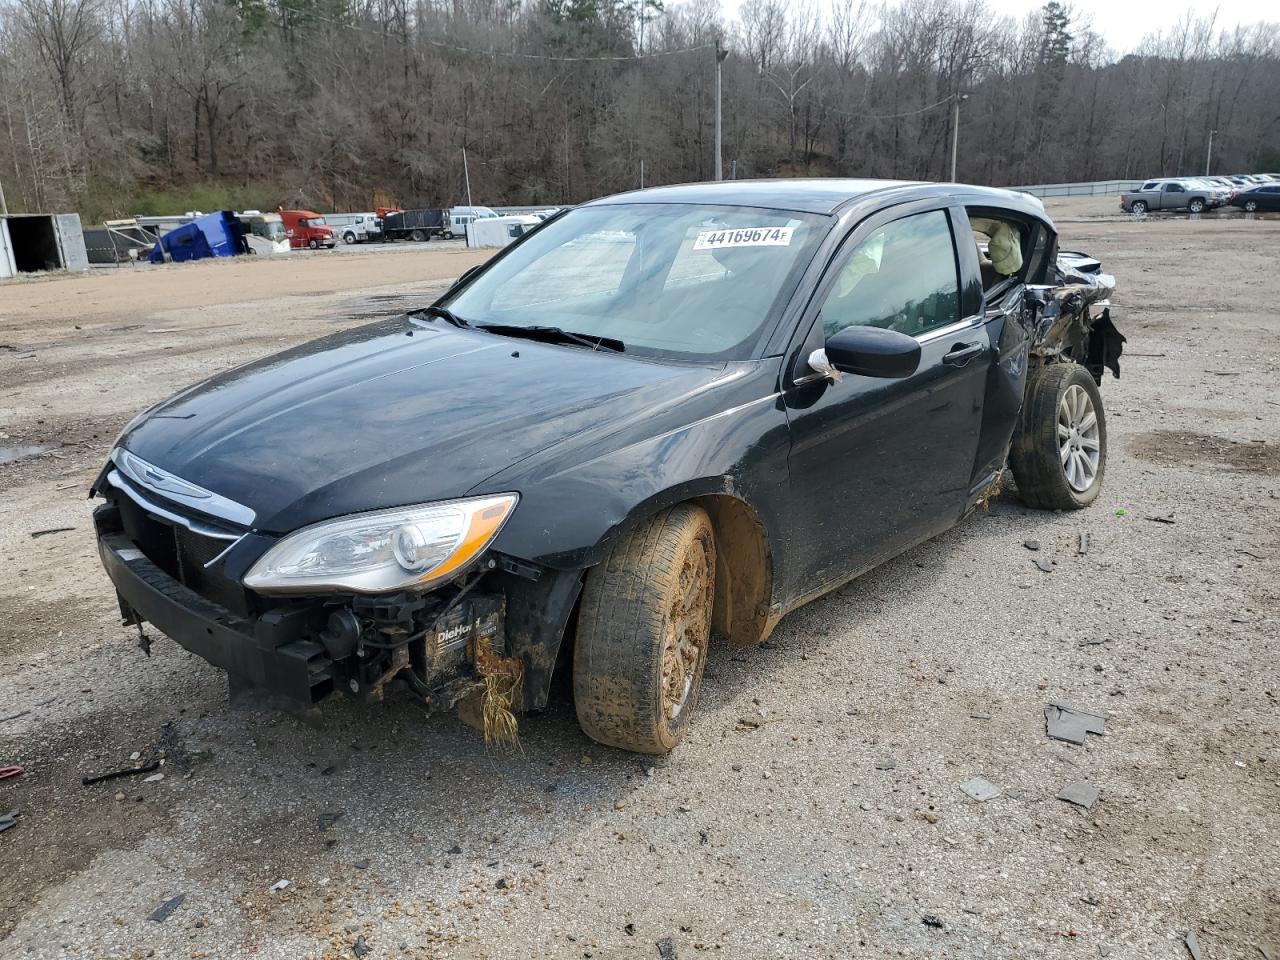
top-left (306, 11), bottom-right (713, 62)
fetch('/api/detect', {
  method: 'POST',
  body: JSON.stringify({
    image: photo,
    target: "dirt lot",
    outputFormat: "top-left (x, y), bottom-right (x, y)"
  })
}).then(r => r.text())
top-left (1, 198), bottom-right (1277, 959)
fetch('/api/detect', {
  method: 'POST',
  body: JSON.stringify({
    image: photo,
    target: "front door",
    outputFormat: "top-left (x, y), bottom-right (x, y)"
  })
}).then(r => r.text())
top-left (782, 206), bottom-right (990, 599)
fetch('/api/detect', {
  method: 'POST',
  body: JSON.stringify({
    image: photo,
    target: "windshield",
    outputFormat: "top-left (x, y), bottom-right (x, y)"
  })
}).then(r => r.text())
top-left (306, 217), bottom-right (327, 227)
top-left (443, 203), bottom-right (831, 361)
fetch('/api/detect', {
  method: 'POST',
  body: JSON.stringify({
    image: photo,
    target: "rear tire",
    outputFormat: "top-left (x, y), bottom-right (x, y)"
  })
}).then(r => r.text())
top-left (1131, 200), bottom-right (1148, 215)
top-left (573, 505), bottom-right (716, 754)
top-left (410, 229), bottom-right (425, 242)
top-left (442, 230), bottom-right (456, 241)
top-left (1009, 363), bottom-right (1107, 511)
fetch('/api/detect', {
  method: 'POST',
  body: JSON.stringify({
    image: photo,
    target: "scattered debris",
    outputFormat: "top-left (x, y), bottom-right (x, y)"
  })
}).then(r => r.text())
top-left (624, 923), bottom-right (636, 936)
top-left (1023, 539), bottom-right (1041, 551)
top-left (922, 914), bottom-right (945, 929)
top-left (1235, 548), bottom-right (1266, 560)
top-left (968, 712), bottom-right (992, 720)
top-left (1185, 931), bottom-right (1202, 960)
top-left (352, 935), bottom-right (371, 957)
top-left (81, 760), bottom-right (160, 786)
top-left (1145, 513), bottom-right (1176, 524)
top-left (959, 778), bottom-right (1002, 802)
top-left (142, 772), bottom-right (165, 783)
top-left (270, 879), bottom-right (290, 892)
top-left (352, 858), bottom-right (370, 870)
top-left (495, 877), bottom-right (508, 889)
top-left (1034, 558), bottom-right (1055, 573)
top-left (1057, 781), bottom-right (1100, 810)
top-left (656, 936), bottom-right (678, 959)
top-left (1044, 703), bottom-right (1106, 745)
top-left (317, 811), bottom-right (345, 831)
top-left (1258, 943), bottom-right (1277, 960)
top-left (874, 757), bottom-right (897, 771)
top-left (0, 765), bottom-right (23, 781)
top-left (29, 527), bottom-right (75, 538)
top-left (147, 894), bottom-right (186, 923)
top-left (1076, 532), bottom-right (1089, 555)
top-left (736, 716), bottom-right (761, 730)
top-left (0, 811), bottom-right (18, 833)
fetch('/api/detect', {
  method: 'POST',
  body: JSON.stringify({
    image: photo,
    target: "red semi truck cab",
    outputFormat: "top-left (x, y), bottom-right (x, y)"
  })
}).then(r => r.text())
top-left (279, 209), bottom-right (336, 250)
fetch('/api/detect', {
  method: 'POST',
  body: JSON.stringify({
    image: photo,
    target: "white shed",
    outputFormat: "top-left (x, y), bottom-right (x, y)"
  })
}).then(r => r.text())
top-left (0, 213), bottom-right (90, 279)
top-left (466, 215), bottom-right (541, 249)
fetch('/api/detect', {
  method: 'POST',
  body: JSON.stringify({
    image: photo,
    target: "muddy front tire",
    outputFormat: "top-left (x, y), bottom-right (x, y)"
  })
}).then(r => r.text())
top-left (1009, 362), bottom-right (1107, 510)
top-left (573, 505), bottom-right (716, 754)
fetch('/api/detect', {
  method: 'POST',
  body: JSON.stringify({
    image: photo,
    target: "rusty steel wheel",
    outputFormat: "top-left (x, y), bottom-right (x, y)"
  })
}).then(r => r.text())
top-left (573, 504), bottom-right (716, 754)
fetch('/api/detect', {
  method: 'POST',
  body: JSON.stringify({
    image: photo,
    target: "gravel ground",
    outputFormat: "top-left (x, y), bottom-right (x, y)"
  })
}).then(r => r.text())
top-left (0, 197), bottom-right (1277, 960)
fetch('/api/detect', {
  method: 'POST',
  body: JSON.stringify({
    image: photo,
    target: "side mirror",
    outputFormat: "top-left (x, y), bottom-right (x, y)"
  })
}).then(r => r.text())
top-left (815, 325), bottom-right (921, 379)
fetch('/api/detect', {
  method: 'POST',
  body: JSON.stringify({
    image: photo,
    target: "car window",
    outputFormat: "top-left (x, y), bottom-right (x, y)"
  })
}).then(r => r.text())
top-left (1165, 183), bottom-right (1185, 192)
top-left (819, 210), bottom-right (960, 339)
top-left (1141, 181), bottom-right (1159, 191)
top-left (446, 203), bottom-right (831, 361)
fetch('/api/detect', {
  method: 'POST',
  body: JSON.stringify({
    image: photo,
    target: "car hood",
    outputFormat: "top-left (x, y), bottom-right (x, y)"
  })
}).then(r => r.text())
top-left (118, 319), bottom-right (730, 532)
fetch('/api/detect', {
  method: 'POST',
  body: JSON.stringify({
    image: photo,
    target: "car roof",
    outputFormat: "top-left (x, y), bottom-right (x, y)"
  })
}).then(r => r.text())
top-left (585, 178), bottom-right (1050, 221)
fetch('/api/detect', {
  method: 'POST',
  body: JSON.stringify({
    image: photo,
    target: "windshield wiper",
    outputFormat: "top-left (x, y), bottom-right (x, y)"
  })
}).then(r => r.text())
top-left (416, 304), bottom-right (470, 328)
top-left (476, 323), bottom-right (624, 352)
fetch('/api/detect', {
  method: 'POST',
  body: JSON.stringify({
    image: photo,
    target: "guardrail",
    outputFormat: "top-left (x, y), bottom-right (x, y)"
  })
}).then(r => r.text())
top-left (1012, 179), bottom-right (1144, 198)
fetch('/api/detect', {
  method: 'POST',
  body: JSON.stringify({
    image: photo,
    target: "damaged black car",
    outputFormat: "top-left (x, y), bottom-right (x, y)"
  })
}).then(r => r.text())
top-left (92, 179), bottom-right (1123, 754)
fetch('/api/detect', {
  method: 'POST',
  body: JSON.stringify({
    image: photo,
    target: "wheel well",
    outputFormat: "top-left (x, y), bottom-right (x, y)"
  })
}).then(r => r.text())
top-left (692, 495), bottom-right (775, 647)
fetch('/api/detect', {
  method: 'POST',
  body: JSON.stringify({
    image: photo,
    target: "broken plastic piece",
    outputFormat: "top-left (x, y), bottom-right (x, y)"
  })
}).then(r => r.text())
top-left (1184, 931), bottom-right (1202, 960)
top-left (1057, 780), bottom-right (1100, 810)
top-left (959, 778), bottom-right (1002, 802)
top-left (1045, 703), bottom-right (1105, 745)
top-left (147, 894), bottom-right (185, 923)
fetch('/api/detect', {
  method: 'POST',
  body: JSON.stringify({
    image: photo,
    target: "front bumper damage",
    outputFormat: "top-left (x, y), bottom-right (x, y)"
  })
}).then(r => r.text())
top-left (93, 500), bottom-right (582, 719)
top-left (1033, 250), bottom-right (1126, 382)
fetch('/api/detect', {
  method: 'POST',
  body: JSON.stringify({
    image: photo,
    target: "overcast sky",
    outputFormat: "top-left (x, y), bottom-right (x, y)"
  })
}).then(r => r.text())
top-left (718, 0), bottom-right (1272, 55)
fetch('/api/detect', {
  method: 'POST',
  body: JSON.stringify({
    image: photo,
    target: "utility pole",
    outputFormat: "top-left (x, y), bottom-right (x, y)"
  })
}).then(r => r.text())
top-left (1205, 129), bottom-right (1217, 176)
top-left (640, 158), bottom-right (645, 189)
top-left (950, 92), bottom-right (969, 183)
top-left (0, 175), bottom-right (7, 216)
top-left (714, 43), bottom-right (728, 181)
top-left (462, 147), bottom-right (473, 208)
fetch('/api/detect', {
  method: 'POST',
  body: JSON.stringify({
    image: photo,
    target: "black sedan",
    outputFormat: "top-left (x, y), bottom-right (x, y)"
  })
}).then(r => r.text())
top-left (1227, 184), bottom-right (1280, 212)
top-left (92, 179), bottom-right (1123, 754)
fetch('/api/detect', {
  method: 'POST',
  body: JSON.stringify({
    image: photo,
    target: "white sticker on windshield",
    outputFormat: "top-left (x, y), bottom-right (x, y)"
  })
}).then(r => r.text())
top-left (694, 226), bottom-right (795, 250)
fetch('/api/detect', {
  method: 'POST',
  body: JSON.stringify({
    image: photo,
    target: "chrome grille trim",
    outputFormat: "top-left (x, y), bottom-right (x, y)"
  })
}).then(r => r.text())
top-left (112, 448), bottom-right (256, 527)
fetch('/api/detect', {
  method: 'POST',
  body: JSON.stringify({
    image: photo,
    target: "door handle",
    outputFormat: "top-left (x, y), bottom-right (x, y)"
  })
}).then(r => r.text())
top-left (942, 342), bottom-right (985, 366)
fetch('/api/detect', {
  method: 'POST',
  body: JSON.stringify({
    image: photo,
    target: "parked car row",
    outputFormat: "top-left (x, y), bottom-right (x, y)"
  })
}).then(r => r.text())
top-left (1120, 173), bottom-right (1280, 214)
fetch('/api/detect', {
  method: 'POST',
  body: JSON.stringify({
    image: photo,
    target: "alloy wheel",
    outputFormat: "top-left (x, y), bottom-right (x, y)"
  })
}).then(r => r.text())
top-left (1058, 384), bottom-right (1101, 493)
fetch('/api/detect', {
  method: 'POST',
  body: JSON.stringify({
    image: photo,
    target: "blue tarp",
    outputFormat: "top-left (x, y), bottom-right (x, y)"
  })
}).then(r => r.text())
top-left (148, 211), bottom-right (248, 263)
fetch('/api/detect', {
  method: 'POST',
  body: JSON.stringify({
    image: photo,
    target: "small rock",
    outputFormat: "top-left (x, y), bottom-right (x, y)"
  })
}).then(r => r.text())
top-left (352, 858), bottom-right (370, 870)
top-left (624, 923), bottom-right (635, 936)
top-left (495, 877), bottom-right (508, 889)
top-left (1023, 539), bottom-right (1041, 551)
top-left (730, 764), bottom-right (742, 772)
top-left (645, 767), bottom-right (655, 778)
top-left (114, 791), bottom-right (125, 802)
top-left (922, 914), bottom-right (944, 929)
top-left (859, 802), bottom-right (872, 811)
top-left (874, 757), bottom-right (896, 771)
top-left (656, 937), bottom-right (677, 960)
top-left (352, 935), bottom-right (371, 957)
top-left (448, 845), bottom-right (463, 855)
top-left (676, 804), bottom-right (692, 813)
top-left (580, 755), bottom-right (593, 765)
top-left (129, 751), bottom-right (141, 761)
top-left (142, 773), bottom-right (164, 783)
top-left (614, 800), bottom-right (626, 811)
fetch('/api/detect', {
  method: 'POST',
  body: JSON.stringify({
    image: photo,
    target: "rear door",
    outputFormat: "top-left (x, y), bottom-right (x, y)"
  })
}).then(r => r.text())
top-left (781, 203), bottom-right (990, 598)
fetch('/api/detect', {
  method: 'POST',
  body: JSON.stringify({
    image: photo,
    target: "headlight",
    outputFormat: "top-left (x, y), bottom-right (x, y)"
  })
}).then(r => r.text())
top-left (243, 494), bottom-right (517, 595)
